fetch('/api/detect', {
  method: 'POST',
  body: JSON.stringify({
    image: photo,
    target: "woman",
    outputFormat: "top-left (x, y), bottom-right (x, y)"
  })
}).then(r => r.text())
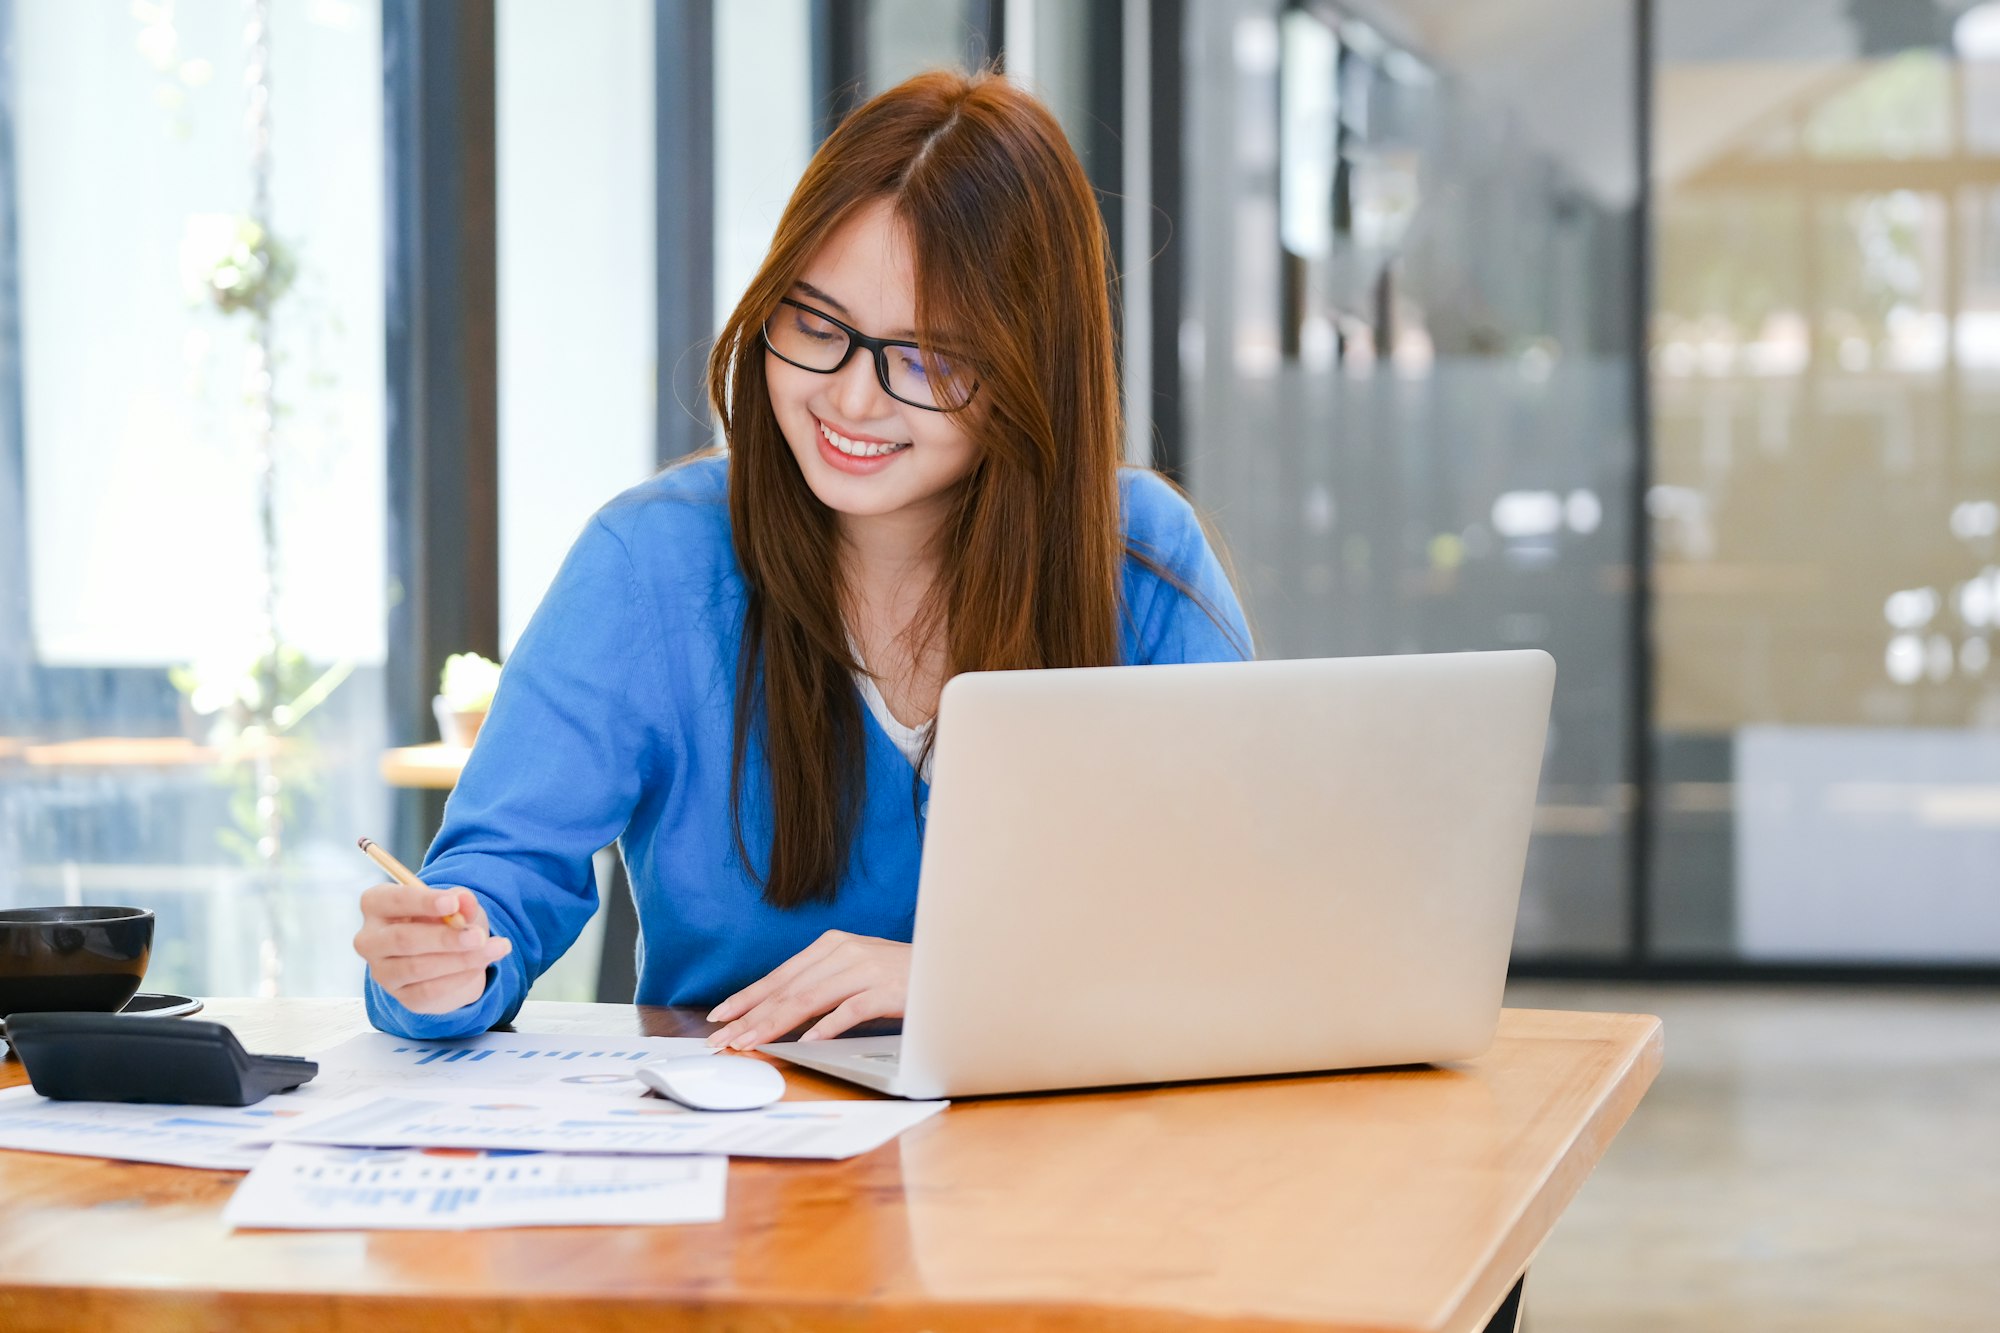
top-left (353, 69), bottom-right (1251, 1046)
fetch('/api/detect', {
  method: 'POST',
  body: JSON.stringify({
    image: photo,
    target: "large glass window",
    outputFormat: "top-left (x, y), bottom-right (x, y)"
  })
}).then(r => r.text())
top-left (2, 0), bottom-right (388, 995)
top-left (1651, 3), bottom-right (2000, 961)
top-left (1183, 1), bottom-right (1642, 958)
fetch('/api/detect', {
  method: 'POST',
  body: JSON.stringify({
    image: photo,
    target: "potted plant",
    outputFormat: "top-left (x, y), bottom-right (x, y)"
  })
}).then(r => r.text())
top-left (434, 653), bottom-right (502, 749)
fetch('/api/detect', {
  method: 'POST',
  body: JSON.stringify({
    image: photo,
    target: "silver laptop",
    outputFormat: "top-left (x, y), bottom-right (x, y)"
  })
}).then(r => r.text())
top-left (762, 650), bottom-right (1555, 1099)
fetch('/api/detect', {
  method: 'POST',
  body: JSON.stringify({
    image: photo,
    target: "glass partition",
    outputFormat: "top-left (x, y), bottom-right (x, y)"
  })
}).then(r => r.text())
top-left (1183, 0), bottom-right (1642, 958)
top-left (1651, 1), bottom-right (2000, 961)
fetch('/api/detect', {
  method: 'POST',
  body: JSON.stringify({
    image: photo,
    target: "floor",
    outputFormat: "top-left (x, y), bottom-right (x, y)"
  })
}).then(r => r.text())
top-left (1503, 982), bottom-right (2000, 1333)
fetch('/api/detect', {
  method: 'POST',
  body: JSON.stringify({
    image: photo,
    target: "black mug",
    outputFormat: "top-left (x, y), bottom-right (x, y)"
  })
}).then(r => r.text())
top-left (0, 906), bottom-right (156, 1019)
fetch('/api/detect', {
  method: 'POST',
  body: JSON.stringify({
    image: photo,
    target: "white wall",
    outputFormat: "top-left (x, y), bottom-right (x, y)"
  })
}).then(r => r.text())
top-left (495, 0), bottom-right (658, 654)
top-left (713, 0), bottom-right (813, 334)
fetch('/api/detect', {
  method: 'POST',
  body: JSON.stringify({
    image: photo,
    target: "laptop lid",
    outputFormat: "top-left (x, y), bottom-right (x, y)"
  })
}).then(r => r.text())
top-left (887, 650), bottom-right (1555, 1099)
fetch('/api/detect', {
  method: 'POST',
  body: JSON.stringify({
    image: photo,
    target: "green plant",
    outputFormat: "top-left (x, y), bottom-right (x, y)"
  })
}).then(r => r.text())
top-left (188, 216), bottom-right (296, 317)
top-left (439, 652), bottom-right (503, 712)
top-left (170, 648), bottom-right (353, 868)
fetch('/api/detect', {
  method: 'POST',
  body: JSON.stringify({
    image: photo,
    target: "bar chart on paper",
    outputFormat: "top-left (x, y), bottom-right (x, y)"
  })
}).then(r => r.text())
top-left (222, 1142), bottom-right (728, 1230)
top-left (306, 1031), bottom-right (716, 1100)
top-left (275, 1089), bottom-right (948, 1159)
top-left (397, 1044), bottom-right (636, 1067)
top-left (0, 1086), bottom-right (284, 1170)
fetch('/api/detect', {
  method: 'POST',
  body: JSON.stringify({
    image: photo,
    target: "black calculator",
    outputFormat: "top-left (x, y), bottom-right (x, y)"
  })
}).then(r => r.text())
top-left (5, 1013), bottom-right (318, 1107)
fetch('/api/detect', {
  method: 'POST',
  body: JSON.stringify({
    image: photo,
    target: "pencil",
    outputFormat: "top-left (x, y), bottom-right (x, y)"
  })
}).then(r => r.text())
top-left (356, 836), bottom-right (469, 929)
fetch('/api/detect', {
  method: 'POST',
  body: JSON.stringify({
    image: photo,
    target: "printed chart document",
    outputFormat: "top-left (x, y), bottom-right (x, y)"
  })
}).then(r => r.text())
top-left (0, 1085), bottom-right (294, 1170)
top-left (273, 1087), bottom-right (949, 1160)
top-left (305, 1030), bottom-right (715, 1102)
top-left (223, 1142), bottom-right (727, 1230)
top-left (0, 1031), bottom-right (717, 1172)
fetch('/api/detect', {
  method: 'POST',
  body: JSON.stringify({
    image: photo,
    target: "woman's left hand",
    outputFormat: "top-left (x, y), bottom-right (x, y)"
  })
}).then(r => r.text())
top-left (704, 930), bottom-right (910, 1049)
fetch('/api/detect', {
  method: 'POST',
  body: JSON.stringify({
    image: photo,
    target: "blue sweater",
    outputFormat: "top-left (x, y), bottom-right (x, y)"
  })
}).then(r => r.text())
top-left (367, 456), bottom-right (1252, 1038)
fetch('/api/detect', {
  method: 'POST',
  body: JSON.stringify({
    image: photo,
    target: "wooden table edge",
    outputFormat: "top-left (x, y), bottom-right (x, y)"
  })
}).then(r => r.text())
top-left (0, 1286), bottom-right (1548, 1333)
top-left (1431, 1010), bottom-right (1665, 1332)
top-left (378, 743), bottom-right (468, 790)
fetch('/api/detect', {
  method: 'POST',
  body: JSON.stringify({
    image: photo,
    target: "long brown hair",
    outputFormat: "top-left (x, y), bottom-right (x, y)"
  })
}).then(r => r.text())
top-left (709, 69), bottom-right (1127, 909)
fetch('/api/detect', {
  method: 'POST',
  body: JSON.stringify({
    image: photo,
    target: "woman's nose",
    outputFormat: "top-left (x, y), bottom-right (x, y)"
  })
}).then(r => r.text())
top-left (829, 349), bottom-right (893, 422)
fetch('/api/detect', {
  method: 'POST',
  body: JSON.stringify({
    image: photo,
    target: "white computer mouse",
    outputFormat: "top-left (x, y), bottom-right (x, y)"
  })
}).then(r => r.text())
top-left (635, 1053), bottom-right (787, 1112)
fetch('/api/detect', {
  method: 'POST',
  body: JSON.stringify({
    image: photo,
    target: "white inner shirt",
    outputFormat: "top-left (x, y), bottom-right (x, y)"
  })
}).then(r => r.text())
top-left (850, 636), bottom-right (934, 781)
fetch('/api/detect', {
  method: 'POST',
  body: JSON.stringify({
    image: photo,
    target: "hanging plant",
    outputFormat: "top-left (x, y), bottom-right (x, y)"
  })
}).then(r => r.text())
top-left (195, 217), bottom-right (297, 317)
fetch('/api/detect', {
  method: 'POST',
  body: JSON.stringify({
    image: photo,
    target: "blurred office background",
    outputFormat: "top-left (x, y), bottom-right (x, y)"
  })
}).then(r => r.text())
top-left (3, 1), bottom-right (1998, 1326)
top-left (6, 0), bottom-right (1998, 990)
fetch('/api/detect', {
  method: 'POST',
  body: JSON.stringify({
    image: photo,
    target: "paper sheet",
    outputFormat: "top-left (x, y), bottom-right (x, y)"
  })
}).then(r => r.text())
top-left (0, 1030), bottom-right (936, 1177)
top-left (223, 1141), bottom-right (727, 1230)
top-left (0, 1085), bottom-right (292, 1170)
top-left (0, 1030), bottom-right (720, 1172)
top-left (303, 1030), bottom-right (716, 1102)
top-left (272, 1086), bottom-right (949, 1160)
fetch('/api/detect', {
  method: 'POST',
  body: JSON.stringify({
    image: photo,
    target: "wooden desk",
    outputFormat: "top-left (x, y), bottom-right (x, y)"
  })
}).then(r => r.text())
top-left (378, 742), bottom-right (469, 790)
top-left (6, 736), bottom-right (283, 769)
top-left (0, 1000), bottom-right (1660, 1333)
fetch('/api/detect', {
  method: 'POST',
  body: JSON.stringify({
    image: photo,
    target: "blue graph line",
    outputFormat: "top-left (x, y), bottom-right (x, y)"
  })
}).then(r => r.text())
top-left (390, 1045), bottom-right (652, 1065)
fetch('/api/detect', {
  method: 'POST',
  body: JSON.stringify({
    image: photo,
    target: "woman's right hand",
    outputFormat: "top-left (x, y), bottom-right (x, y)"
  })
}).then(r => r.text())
top-left (353, 883), bottom-right (513, 1014)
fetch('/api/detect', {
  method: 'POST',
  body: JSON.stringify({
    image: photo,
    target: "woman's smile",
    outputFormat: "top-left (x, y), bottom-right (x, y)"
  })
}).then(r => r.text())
top-left (815, 414), bottom-right (913, 474)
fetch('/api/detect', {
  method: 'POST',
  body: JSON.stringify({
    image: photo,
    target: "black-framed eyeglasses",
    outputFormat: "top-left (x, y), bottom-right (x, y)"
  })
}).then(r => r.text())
top-left (761, 297), bottom-right (976, 412)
